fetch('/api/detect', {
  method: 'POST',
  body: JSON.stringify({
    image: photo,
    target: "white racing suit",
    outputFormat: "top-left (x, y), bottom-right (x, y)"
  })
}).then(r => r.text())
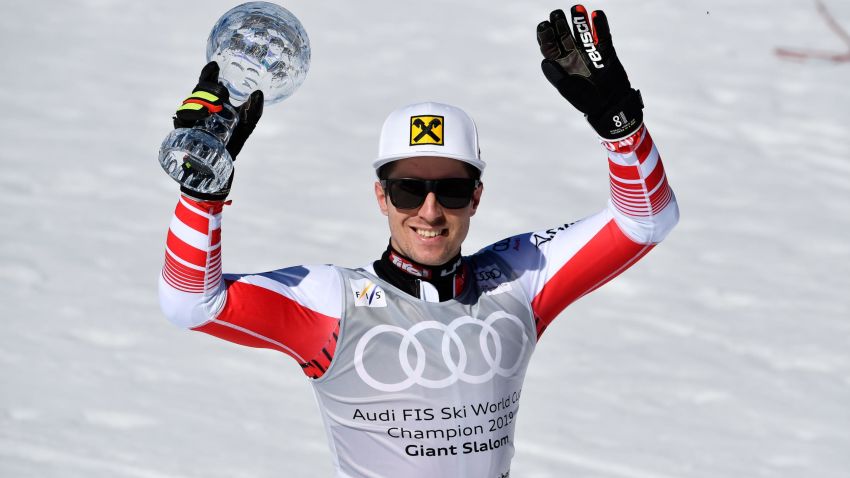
top-left (158, 125), bottom-right (679, 477)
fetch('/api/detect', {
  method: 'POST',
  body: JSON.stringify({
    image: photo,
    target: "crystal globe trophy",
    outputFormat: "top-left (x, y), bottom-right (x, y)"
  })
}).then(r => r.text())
top-left (159, 1), bottom-right (310, 195)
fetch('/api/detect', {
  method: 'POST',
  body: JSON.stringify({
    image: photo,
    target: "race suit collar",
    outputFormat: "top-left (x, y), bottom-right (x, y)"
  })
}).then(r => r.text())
top-left (372, 244), bottom-right (466, 302)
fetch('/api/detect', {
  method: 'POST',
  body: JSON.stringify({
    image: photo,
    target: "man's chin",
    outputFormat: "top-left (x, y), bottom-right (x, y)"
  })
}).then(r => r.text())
top-left (409, 248), bottom-right (455, 266)
top-left (394, 234), bottom-right (459, 266)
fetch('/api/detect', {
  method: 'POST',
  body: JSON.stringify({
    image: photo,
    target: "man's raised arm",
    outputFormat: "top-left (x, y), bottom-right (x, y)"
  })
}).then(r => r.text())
top-left (484, 5), bottom-right (679, 338)
top-left (157, 64), bottom-right (341, 378)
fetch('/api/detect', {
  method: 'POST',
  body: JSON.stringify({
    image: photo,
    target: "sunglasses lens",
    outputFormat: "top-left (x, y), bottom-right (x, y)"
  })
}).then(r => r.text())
top-left (385, 178), bottom-right (477, 210)
top-left (435, 179), bottom-right (475, 208)
top-left (389, 179), bottom-right (427, 209)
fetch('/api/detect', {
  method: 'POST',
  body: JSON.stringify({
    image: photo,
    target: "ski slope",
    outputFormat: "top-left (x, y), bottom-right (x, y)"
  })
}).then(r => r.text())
top-left (1, 0), bottom-right (848, 477)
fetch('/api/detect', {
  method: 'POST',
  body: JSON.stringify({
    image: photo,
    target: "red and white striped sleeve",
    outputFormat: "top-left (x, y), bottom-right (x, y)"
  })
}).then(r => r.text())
top-left (483, 125), bottom-right (678, 338)
top-left (604, 124), bottom-right (678, 244)
top-left (158, 195), bottom-right (343, 378)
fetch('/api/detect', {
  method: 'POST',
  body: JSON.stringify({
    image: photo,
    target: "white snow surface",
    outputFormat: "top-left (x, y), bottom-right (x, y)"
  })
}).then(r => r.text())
top-left (1, 1), bottom-right (849, 477)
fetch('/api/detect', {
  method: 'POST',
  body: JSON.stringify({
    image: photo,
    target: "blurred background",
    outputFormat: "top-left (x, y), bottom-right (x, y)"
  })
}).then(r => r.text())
top-left (1, 0), bottom-right (848, 476)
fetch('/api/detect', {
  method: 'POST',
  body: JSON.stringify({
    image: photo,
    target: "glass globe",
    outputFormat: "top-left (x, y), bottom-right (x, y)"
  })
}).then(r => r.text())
top-left (160, 2), bottom-right (310, 195)
top-left (206, 1), bottom-right (311, 105)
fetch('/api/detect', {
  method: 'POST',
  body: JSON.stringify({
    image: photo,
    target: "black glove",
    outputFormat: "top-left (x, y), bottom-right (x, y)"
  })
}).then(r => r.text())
top-left (173, 61), bottom-right (264, 200)
top-left (537, 5), bottom-right (643, 140)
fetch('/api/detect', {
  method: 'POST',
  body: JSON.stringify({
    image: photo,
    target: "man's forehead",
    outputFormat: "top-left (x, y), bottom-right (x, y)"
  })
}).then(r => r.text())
top-left (386, 156), bottom-right (472, 178)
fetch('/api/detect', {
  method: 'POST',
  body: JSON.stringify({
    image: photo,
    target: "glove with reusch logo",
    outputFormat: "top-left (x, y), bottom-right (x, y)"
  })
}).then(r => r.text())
top-left (536, 5), bottom-right (643, 140)
top-left (173, 61), bottom-right (264, 200)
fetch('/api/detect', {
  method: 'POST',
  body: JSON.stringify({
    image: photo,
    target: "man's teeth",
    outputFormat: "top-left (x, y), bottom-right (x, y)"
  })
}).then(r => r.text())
top-left (416, 229), bottom-right (441, 238)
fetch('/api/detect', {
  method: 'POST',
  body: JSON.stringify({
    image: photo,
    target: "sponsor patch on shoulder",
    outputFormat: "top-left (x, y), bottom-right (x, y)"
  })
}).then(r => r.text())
top-left (349, 278), bottom-right (387, 307)
top-left (491, 237), bottom-right (522, 253)
top-left (530, 222), bottom-right (576, 248)
top-left (474, 265), bottom-right (512, 295)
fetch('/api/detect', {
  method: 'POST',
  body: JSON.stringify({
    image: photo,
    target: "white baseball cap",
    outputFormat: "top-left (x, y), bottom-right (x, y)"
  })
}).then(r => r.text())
top-left (373, 102), bottom-right (486, 174)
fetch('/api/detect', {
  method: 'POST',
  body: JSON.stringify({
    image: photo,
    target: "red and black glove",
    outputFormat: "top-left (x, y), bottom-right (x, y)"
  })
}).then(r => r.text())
top-left (537, 5), bottom-right (643, 140)
top-left (173, 61), bottom-right (264, 200)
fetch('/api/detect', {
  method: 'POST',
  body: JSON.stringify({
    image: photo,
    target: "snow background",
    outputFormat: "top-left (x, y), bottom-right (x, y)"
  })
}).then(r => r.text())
top-left (1, 0), bottom-right (848, 476)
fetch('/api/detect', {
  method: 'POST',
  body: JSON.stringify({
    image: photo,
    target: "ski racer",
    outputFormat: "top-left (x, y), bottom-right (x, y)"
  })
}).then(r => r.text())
top-left (158, 5), bottom-right (679, 477)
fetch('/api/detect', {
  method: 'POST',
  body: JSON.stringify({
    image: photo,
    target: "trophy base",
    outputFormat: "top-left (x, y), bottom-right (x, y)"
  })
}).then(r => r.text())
top-left (159, 128), bottom-right (234, 195)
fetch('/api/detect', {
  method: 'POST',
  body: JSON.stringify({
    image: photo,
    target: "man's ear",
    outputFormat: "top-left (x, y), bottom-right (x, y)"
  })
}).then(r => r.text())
top-left (374, 181), bottom-right (389, 216)
top-left (469, 182), bottom-right (483, 217)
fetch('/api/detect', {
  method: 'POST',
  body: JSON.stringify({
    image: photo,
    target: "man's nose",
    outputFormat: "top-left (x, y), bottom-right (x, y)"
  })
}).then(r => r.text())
top-left (417, 192), bottom-right (444, 222)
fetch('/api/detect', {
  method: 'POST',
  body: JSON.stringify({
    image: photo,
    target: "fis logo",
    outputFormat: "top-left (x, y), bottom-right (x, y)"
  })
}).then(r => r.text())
top-left (573, 16), bottom-right (604, 69)
top-left (350, 278), bottom-right (387, 307)
top-left (410, 115), bottom-right (444, 146)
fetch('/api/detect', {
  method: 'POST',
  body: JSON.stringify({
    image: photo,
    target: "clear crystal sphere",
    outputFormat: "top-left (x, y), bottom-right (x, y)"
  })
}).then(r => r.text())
top-left (206, 1), bottom-right (311, 105)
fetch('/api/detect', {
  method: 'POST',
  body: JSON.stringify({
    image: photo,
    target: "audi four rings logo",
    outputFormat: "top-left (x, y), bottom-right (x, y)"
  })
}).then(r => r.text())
top-left (354, 312), bottom-right (529, 392)
top-left (476, 268), bottom-right (502, 281)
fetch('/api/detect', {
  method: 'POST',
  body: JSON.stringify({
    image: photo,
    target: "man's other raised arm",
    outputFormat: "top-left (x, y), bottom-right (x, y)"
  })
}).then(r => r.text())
top-left (481, 5), bottom-right (679, 338)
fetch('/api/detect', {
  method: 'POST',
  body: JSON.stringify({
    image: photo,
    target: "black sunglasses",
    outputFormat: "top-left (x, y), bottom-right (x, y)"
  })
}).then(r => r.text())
top-left (380, 178), bottom-right (481, 210)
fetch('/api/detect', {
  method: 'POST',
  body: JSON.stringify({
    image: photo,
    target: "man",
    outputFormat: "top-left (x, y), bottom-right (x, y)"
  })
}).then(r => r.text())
top-left (159, 5), bottom-right (678, 477)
